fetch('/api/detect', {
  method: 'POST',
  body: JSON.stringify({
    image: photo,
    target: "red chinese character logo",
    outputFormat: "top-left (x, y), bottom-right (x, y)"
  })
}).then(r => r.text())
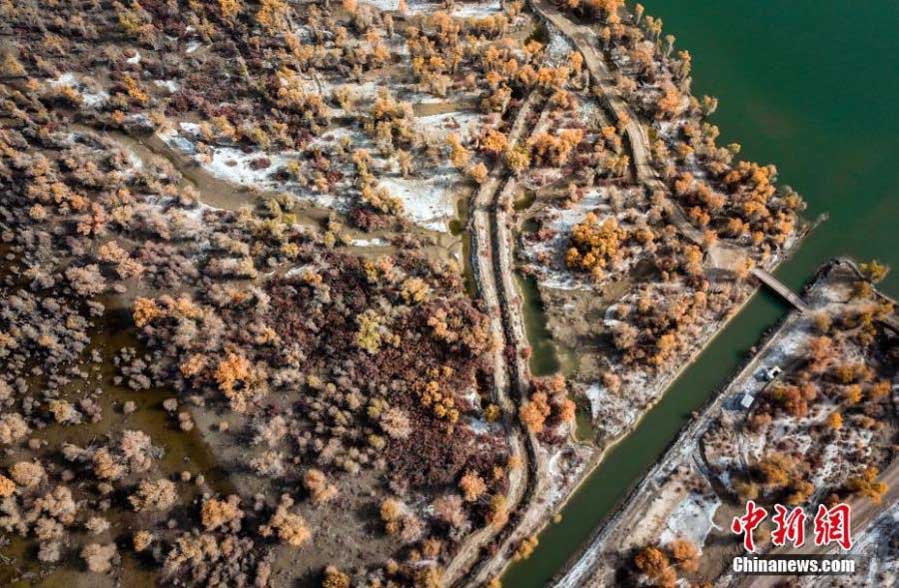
top-left (813, 503), bottom-right (853, 549)
top-left (731, 500), bottom-right (768, 552)
top-left (771, 504), bottom-right (806, 547)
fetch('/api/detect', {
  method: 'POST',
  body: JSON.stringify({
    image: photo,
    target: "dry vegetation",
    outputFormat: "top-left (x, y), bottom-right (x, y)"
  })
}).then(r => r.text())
top-left (600, 262), bottom-right (898, 587)
top-left (0, 0), bottom-right (573, 584)
top-left (704, 263), bottom-right (897, 509)
top-left (508, 0), bottom-right (806, 448)
top-left (0, 0), bottom-right (857, 584)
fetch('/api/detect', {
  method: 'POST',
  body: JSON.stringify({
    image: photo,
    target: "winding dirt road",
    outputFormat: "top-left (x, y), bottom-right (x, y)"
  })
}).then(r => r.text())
top-left (530, 0), bottom-right (745, 272)
top-left (451, 2), bottom-right (795, 583)
top-left (444, 93), bottom-right (544, 587)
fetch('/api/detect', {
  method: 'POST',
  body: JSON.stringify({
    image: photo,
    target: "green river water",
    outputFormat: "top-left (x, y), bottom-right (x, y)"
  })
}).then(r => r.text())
top-left (504, 0), bottom-right (899, 586)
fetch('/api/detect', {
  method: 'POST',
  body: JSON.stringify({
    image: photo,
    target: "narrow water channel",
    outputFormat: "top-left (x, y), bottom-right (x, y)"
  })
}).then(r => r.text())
top-left (503, 0), bottom-right (899, 584)
top-left (516, 274), bottom-right (562, 377)
top-left (502, 291), bottom-right (788, 587)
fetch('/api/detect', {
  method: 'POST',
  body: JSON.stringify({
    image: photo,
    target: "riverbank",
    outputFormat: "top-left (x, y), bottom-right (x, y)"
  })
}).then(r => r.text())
top-left (498, 226), bottom-right (808, 588)
top-left (561, 258), bottom-right (898, 587)
top-left (467, 0), bottom-right (899, 583)
top-left (554, 262), bottom-right (829, 588)
top-left (456, 0), bottom-right (818, 583)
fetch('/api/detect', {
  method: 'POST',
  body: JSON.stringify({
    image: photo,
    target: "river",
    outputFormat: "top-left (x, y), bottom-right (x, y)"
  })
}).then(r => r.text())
top-left (503, 0), bottom-right (899, 586)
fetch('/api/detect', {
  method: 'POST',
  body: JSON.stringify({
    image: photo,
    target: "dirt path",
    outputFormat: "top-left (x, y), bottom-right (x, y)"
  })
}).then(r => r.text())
top-left (553, 261), bottom-right (899, 588)
top-left (530, 0), bottom-right (745, 273)
top-left (553, 293), bottom-right (813, 588)
top-left (443, 92), bottom-right (544, 586)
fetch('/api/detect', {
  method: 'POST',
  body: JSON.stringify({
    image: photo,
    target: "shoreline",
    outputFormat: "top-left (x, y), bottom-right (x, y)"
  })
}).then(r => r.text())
top-left (553, 256), bottom-right (838, 588)
top-left (472, 1), bottom-right (826, 584)
top-left (486, 211), bottom-right (817, 586)
top-left (452, 0), bottom-right (825, 576)
top-left (559, 255), bottom-right (899, 588)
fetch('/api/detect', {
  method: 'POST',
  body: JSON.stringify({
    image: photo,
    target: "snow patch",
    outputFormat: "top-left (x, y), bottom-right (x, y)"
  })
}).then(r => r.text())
top-left (350, 237), bottom-right (389, 247)
top-left (379, 174), bottom-right (460, 232)
top-left (364, 0), bottom-right (400, 10)
top-left (158, 125), bottom-right (337, 211)
top-left (582, 383), bottom-right (603, 419)
top-left (545, 27), bottom-right (574, 66)
top-left (49, 72), bottom-right (109, 107)
top-left (416, 111), bottom-right (482, 142)
top-left (658, 493), bottom-right (721, 549)
top-left (154, 79), bottom-right (181, 93)
top-left (452, 1), bottom-right (503, 18)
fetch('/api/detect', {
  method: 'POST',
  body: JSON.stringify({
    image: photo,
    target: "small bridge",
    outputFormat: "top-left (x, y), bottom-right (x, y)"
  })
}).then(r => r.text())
top-left (751, 268), bottom-right (810, 313)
